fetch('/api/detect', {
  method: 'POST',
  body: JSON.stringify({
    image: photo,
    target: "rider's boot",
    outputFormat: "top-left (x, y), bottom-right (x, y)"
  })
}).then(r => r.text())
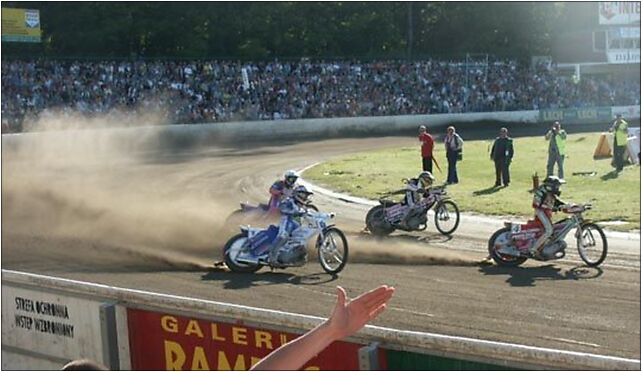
top-left (399, 206), bottom-right (417, 230)
top-left (529, 237), bottom-right (552, 258)
top-left (268, 237), bottom-right (287, 265)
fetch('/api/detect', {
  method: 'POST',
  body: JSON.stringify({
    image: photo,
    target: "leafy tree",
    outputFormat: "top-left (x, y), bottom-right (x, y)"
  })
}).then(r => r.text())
top-left (1, 2), bottom-right (597, 60)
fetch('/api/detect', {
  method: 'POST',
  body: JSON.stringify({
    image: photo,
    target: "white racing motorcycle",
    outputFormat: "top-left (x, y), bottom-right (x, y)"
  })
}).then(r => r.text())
top-left (223, 210), bottom-right (349, 275)
top-left (365, 184), bottom-right (460, 236)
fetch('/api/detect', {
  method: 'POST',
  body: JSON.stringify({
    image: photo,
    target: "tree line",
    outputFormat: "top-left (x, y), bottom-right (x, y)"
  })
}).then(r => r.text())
top-left (2, 2), bottom-right (599, 60)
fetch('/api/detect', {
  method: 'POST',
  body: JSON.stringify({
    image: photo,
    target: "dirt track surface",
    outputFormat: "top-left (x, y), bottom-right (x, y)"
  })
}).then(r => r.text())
top-left (2, 132), bottom-right (640, 359)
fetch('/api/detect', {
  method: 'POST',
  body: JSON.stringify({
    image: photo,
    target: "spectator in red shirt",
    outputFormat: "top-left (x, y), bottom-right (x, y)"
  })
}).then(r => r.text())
top-left (418, 125), bottom-right (434, 173)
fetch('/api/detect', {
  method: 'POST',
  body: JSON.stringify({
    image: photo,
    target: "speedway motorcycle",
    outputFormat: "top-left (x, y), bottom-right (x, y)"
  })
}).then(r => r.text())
top-left (223, 210), bottom-right (348, 275)
top-left (488, 204), bottom-right (607, 267)
top-left (365, 184), bottom-right (460, 236)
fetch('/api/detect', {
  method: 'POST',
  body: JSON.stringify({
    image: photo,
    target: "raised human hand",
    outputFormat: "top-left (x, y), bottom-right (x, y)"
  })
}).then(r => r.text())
top-left (250, 285), bottom-right (395, 371)
top-left (326, 285), bottom-right (395, 341)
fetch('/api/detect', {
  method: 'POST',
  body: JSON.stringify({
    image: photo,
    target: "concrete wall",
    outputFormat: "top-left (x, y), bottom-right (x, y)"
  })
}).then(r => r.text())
top-left (1, 110), bottom-right (540, 154)
top-left (152, 110), bottom-right (540, 146)
top-left (4, 106), bottom-right (640, 152)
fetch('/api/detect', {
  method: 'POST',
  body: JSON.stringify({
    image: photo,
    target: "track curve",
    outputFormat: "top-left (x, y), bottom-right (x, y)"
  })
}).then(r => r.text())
top-left (2, 131), bottom-right (639, 359)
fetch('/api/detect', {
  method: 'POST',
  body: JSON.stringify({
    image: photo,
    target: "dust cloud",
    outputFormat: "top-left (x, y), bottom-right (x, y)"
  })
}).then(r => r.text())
top-left (344, 234), bottom-right (483, 266)
top-left (3, 110), bottom-right (482, 274)
top-left (2, 110), bottom-right (233, 272)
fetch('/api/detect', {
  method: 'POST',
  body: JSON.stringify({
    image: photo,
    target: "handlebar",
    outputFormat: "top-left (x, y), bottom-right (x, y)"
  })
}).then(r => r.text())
top-left (562, 203), bottom-right (592, 214)
top-left (305, 210), bottom-right (335, 219)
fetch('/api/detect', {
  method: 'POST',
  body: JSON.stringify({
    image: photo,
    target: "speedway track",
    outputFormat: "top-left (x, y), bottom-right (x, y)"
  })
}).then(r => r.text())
top-left (2, 131), bottom-right (640, 359)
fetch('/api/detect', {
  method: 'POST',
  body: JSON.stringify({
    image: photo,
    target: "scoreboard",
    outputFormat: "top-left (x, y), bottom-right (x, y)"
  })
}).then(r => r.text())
top-left (598, 2), bottom-right (640, 64)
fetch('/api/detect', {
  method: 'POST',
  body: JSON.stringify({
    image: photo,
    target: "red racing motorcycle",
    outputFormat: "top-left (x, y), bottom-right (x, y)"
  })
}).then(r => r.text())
top-left (488, 204), bottom-right (607, 267)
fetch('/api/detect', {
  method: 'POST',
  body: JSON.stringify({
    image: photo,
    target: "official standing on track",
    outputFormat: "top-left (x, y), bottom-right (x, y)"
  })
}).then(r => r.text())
top-left (609, 114), bottom-right (629, 172)
top-left (418, 125), bottom-right (434, 173)
top-left (490, 127), bottom-right (514, 187)
top-left (545, 121), bottom-right (567, 180)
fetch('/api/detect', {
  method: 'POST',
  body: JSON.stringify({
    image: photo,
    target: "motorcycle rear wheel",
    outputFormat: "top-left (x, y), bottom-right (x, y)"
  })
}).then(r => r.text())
top-left (223, 233), bottom-right (263, 273)
top-left (317, 228), bottom-right (349, 275)
top-left (365, 205), bottom-right (395, 237)
top-left (488, 227), bottom-right (527, 267)
top-left (576, 223), bottom-right (608, 267)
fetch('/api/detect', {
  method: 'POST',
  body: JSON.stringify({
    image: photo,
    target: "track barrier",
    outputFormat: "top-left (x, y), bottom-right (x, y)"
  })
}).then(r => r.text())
top-left (2, 270), bottom-right (639, 370)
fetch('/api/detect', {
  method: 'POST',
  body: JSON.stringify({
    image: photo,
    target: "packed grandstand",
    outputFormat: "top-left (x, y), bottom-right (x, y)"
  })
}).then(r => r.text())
top-left (2, 58), bottom-right (640, 131)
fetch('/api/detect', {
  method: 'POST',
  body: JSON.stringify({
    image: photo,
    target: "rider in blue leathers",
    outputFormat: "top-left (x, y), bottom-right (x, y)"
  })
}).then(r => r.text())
top-left (268, 185), bottom-right (313, 264)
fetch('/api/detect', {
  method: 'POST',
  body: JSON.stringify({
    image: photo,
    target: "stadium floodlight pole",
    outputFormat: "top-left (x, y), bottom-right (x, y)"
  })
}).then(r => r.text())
top-left (407, 2), bottom-right (413, 59)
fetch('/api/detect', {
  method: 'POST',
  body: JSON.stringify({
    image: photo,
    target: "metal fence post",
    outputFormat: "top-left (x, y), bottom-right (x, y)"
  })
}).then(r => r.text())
top-left (358, 342), bottom-right (380, 370)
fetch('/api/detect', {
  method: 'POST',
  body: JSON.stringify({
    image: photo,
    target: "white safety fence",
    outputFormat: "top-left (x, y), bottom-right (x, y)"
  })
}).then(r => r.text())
top-left (2, 270), bottom-right (639, 371)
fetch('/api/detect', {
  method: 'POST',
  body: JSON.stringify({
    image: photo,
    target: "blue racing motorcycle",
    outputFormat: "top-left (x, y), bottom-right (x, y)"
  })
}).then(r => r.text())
top-left (222, 210), bottom-right (348, 275)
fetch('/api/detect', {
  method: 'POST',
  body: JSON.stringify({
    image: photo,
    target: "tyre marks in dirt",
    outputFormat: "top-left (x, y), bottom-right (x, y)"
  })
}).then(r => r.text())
top-left (344, 233), bottom-right (483, 266)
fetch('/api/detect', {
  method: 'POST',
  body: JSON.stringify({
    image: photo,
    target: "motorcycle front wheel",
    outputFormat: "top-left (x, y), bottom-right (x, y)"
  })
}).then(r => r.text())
top-left (223, 233), bottom-right (263, 273)
top-left (576, 223), bottom-right (608, 267)
top-left (488, 227), bottom-right (527, 267)
top-left (317, 228), bottom-right (349, 275)
top-left (434, 200), bottom-right (460, 235)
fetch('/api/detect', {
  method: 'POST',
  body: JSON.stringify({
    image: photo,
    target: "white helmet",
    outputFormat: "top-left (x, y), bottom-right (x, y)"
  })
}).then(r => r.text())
top-left (284, 170), bottom-right (299, 187)
top-left (293, 185), bottom-right (313, 205)
top-left (418, 171), bottom-right (435, 187)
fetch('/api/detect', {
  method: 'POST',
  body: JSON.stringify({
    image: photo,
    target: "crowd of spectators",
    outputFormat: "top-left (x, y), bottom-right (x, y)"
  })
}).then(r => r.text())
top-left (2, 58), bottom-right (640, 132)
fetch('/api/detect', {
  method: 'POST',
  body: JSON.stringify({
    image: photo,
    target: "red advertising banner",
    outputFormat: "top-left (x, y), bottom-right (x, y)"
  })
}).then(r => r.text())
top-left (127, 308), bottom-right (387, 370)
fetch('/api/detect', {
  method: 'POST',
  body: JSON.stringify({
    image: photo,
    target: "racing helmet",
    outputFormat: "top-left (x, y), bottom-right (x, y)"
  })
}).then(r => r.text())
top-left (543, 176), bottom-right (565, 195)
top-left (293, 185), bottom-right (313, 205)
top-left (284, 170), bottom-right (299, 187)
top-left (418, 171), bottom-right (435, 188)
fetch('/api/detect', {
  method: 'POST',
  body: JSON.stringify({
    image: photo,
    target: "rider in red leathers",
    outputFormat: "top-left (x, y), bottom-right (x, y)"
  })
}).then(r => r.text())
top-left (531, 176), bottom-right (567, 257)
top-left (268, 170), bottom-right (299, 213)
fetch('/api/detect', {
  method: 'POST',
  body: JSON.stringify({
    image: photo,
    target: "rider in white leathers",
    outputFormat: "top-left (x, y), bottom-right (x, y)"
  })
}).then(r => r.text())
top-left (400, 171), bottom-right (435, 229)
top-left (268, 185), bottom-right (313, 264)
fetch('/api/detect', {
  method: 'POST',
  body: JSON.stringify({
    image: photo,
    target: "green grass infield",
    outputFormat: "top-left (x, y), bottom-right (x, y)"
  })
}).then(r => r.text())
top-left (304, 132), bottom-right (640, 231)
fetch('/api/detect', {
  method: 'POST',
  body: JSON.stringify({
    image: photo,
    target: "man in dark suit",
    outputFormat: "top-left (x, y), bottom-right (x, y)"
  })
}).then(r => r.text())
top-left (490, 127), bottom-right (514, 187)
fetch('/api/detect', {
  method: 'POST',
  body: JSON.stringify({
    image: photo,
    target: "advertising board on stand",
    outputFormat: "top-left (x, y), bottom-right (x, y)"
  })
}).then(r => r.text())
top-left (127, 308), bottom-right (387, 370)
top-left (606, 50), bottom-right (641, 63)
top-left (612, 105), bottom-right (642, 119)
top-left (599, 2), bottom-right (641, 25)
top-left (1, 285), bottom-right (106, 370)
top-left (539, 107), bottom-right (612, 124)
top-left (1, 8), bottom-right (41, 42)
